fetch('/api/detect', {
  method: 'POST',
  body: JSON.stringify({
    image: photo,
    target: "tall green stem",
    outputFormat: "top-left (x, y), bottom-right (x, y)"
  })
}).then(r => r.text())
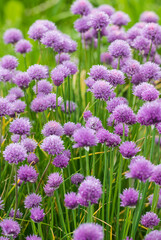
top-left (14, 165), bottom-right (18, 220)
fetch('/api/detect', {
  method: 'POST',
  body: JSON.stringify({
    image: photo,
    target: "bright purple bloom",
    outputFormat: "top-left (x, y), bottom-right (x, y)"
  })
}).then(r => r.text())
top-left (18, 165), bottom-right (38, 182)
top-left (114, 123), bottom-right (129, 137)
top-left (15, 39), bottom-right (32, 54)
top-left (73, 223), bottom-right (104, 240)
top-left (30, 96), bottom-right (48, 112)
top-left (62, 61), bottom-right (78, 75)
top-left (41, 135), bottom-right (64, 155)
top-left (98, 4), bottom-right (115, 16)
top-left (9, 87), bottom-right (24, 98)
top-left (33, 80), bottom-right (52, 95)
top-left (26, 235), bottom-right (41, 240)
top-left (55, 53), bottom-right (70, 64)
top-left (46, 93), bottom-right (63, 110)
top-left (10, 118), bottom-right (31, 135)
top-left (53, 150), bottom-right (70, 168)
top-left (108, 40), bottom-right (131, 58)
top-left (27, 64), bottom-right (48, 81)
top-left (6, 94), bottom-right (17, 103)
top-left (89, 11), bottom-right (109, 30)
top-left (83, 110), bottom-right (92, 122)
top-left (126, 156), bottom-right (153, 182)
top-left (11, 134), bottom-right (25, 143)
top-left (119, 141), bottom-right (140, 158)
top-left (140, 61), bottom-right (161, 82)
top-left (64, 192), bottom-right (78, 209)
top-left (127, 27), bottom-right (142, 42)
top-left (85, 77), bottom-right (95, 90)
top-left (71, 0), bottom-right (92, 16)
top-left (89, 65), bottom-right (108, 80)
top-left (24, 193), bottom-right (42, 209)
top-left (78, 176), bottom-right (102, 206)
top-left (27, 153), bottom-right (39, 165)
top-left (141, 212), bottom-right (160, 229)
top-left (1, 55), bottom-right (18, 70)
top-left (92, 80), bottom-right (113, 101)
top-left (0, 68), bottom-right (12, 82)
top-left (14, 72), bottom-right (31, 88)
top-left (73, 127), bottom-right (98, 148)
top-left (96, 128), bottom-right (110, 144)
top-left (34, 20), bottom-right (56, 31)
top-left (44, 184), bottom-right (55, 197)
top-left (0, 237), bottom-right (10, 240)
top-left (3, 28), bottom-right (23, 44)
top-left (51, 65), bottom-right (69, 86)
top-left (106, 97), bottom-right (128, 113)
top-left (11, 100), bottom-right (26, 115)
top-left (140, 11), bottom-right (159, 23)
top-left (74, 16), bottom-right (90, 33)
top-left (100, 52), bottom-right (113, 65)
top-left (71, 173), bottom-right (84, 186)
top-left (122, 59), bottom-right (140, 77)
top-left (148, 191), bottom-right (161, 208)
top-left (137, 100), bottom-right (161, 125)
top-left (145, 230), bottom-right (161, 240)
top-left (156, 123), bottom-right (161, 134)
top-left (106, 69), bottom-right (125, 86)
top-left (40, 30), bottom-right (61, 48)
top-left (21, 138), bottom-right (37, 153)
top-left (111, 11), bottom-right (130, 26)
top-left (47, 172), bottom-right (63, 188)
top-left (28, 23), bottom-right (48, 41)
top-left (113, 104), bottom-right (136, 125)
top-left (30, 207), bottom-right (45, 222)
top-left (9, 208), bottom-right (22, 218)
top-left (120, 188), bottom-right (139, 207)
top-left (3, 143), bottom-right (27, 164)
top-left (64, 122), bottom-right (77, 137)
top-left (0, 98), bottom-right (10, 116)
top-left (143, 23), bottom-right (161, 45)
top-left (106, 132), bottom-right (121, 147)
top-left (0, 219), bottom-right (20, 238)
top-left (132, 36), bottom-right (150, 51)
top-left (107, 27), bottom-right (127, 43)
top-left (85, 116), bottom-right (103, 132)
top-left (151, 164), bottom-right (161, 186)
top-left (42, 121), bottom-right (63, 137)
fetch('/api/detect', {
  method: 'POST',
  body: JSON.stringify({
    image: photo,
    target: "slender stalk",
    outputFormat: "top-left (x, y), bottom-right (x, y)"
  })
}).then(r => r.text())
top-left (146, 41), bottom-right (152, 62)
top-left (97, 30), bottom-right (101, 64)
top-left (87, 201), bottom-right (92, 222)
top-left (14, 164), bottom-right (18, 220)
top-left (24, 54), bottom-right (27, 70)
top-left (38, 223), bottom-right (44, 240)
top-left (102, 144), bottom-right (107, 226)
top-left (92, 146), bottom-right (95, 176)
top-left (56, 86), bottom-right (59, 121)
top-left (117, 56), bottom-right (121, 70)
top-left (68, 76), bottom-right (71, 119)
top-left (85, 149), bottom-right (90, 175)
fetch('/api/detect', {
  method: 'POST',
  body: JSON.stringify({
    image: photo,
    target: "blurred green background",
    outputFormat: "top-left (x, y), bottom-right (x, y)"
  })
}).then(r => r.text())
top-left (0, 0), bottom-right (161, 57)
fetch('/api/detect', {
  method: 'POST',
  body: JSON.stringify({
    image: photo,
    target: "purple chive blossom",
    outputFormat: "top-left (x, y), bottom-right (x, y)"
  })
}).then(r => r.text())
top-left (127, 27), bottom-right (142, 42)
top-left (55, 53), bottom-right (70, 64)
top-left (0, 98), bottom-right (10, 116)
top-left (145, 230), bottom-right (161, 240)
top-left (62, 61), bottom-right (78, 75)
top-left (148, 191), bottom-right (161, 208)
top-left (0, 237), bottom-right (10, 240)
top-left (85, 77), bottom-right (95, 90)
top-left (0, 68), bottom-right (12, 82)
top-left (28, 23), bottom-right (48, 41)
top-left (9, 208), bottom-right (22, 218)
top-left (9, 118), bottom-right (31, 135)
top-left (52, 34), bottom-right (77, 53)
top-left (114, 123), bottom-right (129, 137)
top-left (140, 62), bottom-right (161, 82)
top-left (100, 52), bottom-right (113, 65)
top-left (1, 55), bottom-right (18, 70)
top-left (3, 28), bottom-right (23, 44)
top-left (73, 127), bottom-right (98, 148)
top-left (143, 23), bottom-right (161, 45)
top-left (106, 97), bottom-right (128, 113)
top-left (15, 39), bottom-right (32, 54)
top-left (41, 135), bottom-right (64, 155)
top-left (71, 0), bottom-right (92, 16)
top-left (44, 184), bottom-right (55, 197)
top-left (9, 87), bottom-right (24, 99)
top-left (137, 100), bottom-right (161, 125)
top-left (47, 172), bottom-right (63, 189)
top-left (30, 96), bottom-right (48, 112)
top-left (89, 11), bottom-right (109, 30)
top-left (98, 4), bottom-right (115, 16)
top-left (119, 141), bottom-right (140, 158)
top-left (30, 207), bottom-right (45, 222)
top-left (27, 153), bottom-right (39, 165)
top-left (108, 40), bottom-right (131, 58)
top-left (27, 64), bottom-right (48, 81)
top-left (112, 57), bottom-right (130, 70)
top-left (33, 80), bottom-right (52, 95)
top-left (18, 165), bottom-right (38, 183)
top-left (11, 134), bottom-right (26, 143)
top-left (14, 72), bottom-right (31, 88)
top-left (51, 65), bottom-right (69, 86)
top-left (107, 114), bottom-right (116, 126)
top-left (92, 80), bottom-right (113, 101)
top-left (71, 173), bottom-right (84, 186)
top-left (85, 116), bottom-right (103, 132)
top-left (141, 86), bottom-right (159, 101)
top-left (26, 235), bottom-right (42, 240)
top-left (141, 212), bottom-right (160, 229)
top-left (78, 176), bottom-right (102, 206)
top-left (122, 59), bottom-right (140, 77)
top-left (74, 17), bottom-right (91, 33)
top-left (126, 156), bottom-right (154, 182)
top-left (21, 138), bottom-right (37, 153)
top-left (40, 30), bottom-right (61, 48)
top-left (107, 27), bottom-right (127, 43)
top-left (106, 132), bottom-right (121, 147)
top-left (64, 192), bottom-right (78, 209)
top-left (111, 11), bottom-right (130, 26)
top-left (46, 93), bottom-right (63, 110)
top-left (9, 100), bottom-right (26, 115)
top-left (113, 104), bottom-right (136, 125)
top-left (132, 36), bottom-right (150, 52)
top-left (42, 121), bottom-right (64, 137)
top-left (0, 197), bottom-right (4, 210)
top-left (89, 65), bottom-right (108, 80)
top-left (140, 11), bottom-right (159, 23)
top-left (64, 122), bottom-right (77, 137)
top-left (83, 110), bottom-right (92, 122)
top-left (106, 69), bottom-right (125, 86)
top-left (35, 19), bottom-right (56, 31)
top-left (120, 188), bottom-right (139, 207)
top-left (3, 143), bottom-right (27, 164)
top-left (0, 219), bottom-right (20, 238)
top-left (156, 123), bottom-right (161, 134)
top-left (133, 82), bottom-right (154, 99)
top-left (151, 165), bottom-right (161, 186)
top-left (96, 128), bottom-right (110, 144)
top-left (73, 223), bottom-right (104, 240)
top-left (6, 94), bottom-right (17, 103)
top-left (53, 150), bottom-right (70, 168)
top-left (24, 193), bottom-right (42, 209)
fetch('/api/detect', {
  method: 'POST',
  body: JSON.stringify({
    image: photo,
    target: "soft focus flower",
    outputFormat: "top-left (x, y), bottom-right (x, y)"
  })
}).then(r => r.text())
top-left (44, 184), bottom-right (55, 197)
top-left (127, 27), bottom-right (142, 42)
top-left (133, 82), bottom-right (159, 101)
top-left (46, 93), bottom-right (63, 110)
top-left (24, 193), bottom-right (42, 209)
top-left (10, 118), bottom-right (31, 135)
top-left (9, 208), bottom-right (22, 218)
top-left (106, 132), bottom-right (121, 147)
top-left (92, 80), bottom-right (113, 101)
top-left (14, 72), bottom-right (31, 88)
top-left (35, 19), bottom-right (56, 30)
top-left (89, 11), bottom-right (109, 30)
top-left (62, 61), bottom-right (78, 75)
top-left (61, 101), bottom-right (77, 113)
top-left (18, 165), bottom-right (38, 182)
top-left (3, 143), bottom-right (27, 164)
top-left (141, 212), bottom-right (160, 229)
top-left (9, 87), bottom-right (24, 99)
top-left (30, 96), bottom-right (48, 112)
top-left (107, 26), bottom-right (127, 43)
top-left (114, 123), bottom-right (129, 136)
top-left (64, 192), bottom-right (78, 209)
top-left (0, 98), bottom-right (10, 117)
top-left (0, 219), bottom-right (20, 238)
top-left (21, 138), bottom-right (37, 153)
top-left (113, 104), bottom-right (136, 125)
top-left (143, 23), bottom-right (161, 45)
top-left (27, 153), bottom-right (39, 165)
top-left (64, 122), bottom-right (77, 137)
top-left (15, 39), bottom-right (32, 54)
top-left (83, 110), bottom-right (92, 122)
top-left (120, 188), bottom-right (139, 207)
top-left (73, 223), bottom-right (104, 240)
top-left (100, 52), bottom-right (113, 65)
top-left (74, 17), bottom-right (90, 33)
top-left (122, 59), bottom-right (140, 77)
top-left (108, 40), bottom-right (131, 58)
top-left (149, 191), bottom-right (161, 208)
top-left (26, 235), bottom-right (41, 240)
top-left (53, 150), bottom-right (70, 168)
top-left (119, 141), bottom-right (140, 158)
top-left (41, 135), bottom-right (64, 155)
top-left (71, 0), bottom-right (92, 16)
top-left (47, 172), bottom-right (63, 189)
top-left (33, 80), bottom-right (52, 95)
top-left (89, 65), bottom-right (108, 80)
top-left (132, 36), bottom-right (150, 52)
top-left (1, 55), bottom-right (18, 70)
top-left (140, 11), bottom-right (159, 23)
top-left (55, 53), bottom-right (70, 64)
top-left (3, 28), bottom-right (23, 44)
top-left (85, 116), bottom-right (103, 132)
top-left (0, 68), bottom-right (12, 82)
top-left (98, 4), bottom-right (115, 16)
top-left (111, 11), bottom-right (130, 26)
top-left (140, 62), bottom-right (161, 82)
top-left (28, 23), bottom-right (48, 41)
top-left (106, 69), bottom-right (125, 86)
top-left (42, 121), bottom-right (64, 137)
top-left (71, 173), bottom-right (84, 186)
top-left (151, 164), bottom-right (161, 186)
top-left (30, 207), bottom-right (45, 222)
top-left (27, 64), bottom-right (48, 80)
top-left (145, 230), bottom-right (161, 240)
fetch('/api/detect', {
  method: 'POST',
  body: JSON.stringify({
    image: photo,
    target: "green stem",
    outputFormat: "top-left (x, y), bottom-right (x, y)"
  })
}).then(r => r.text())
top-left (97, 30), bottom-right (101, 64)
top-left (85, 149), bottom-right (90, 175)
top-left (14, 164), bottom-right (18, 220)
top-left (102, 144), bottom-right (107, 226)
top-left (56, 86), bottom-right (59, 121)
